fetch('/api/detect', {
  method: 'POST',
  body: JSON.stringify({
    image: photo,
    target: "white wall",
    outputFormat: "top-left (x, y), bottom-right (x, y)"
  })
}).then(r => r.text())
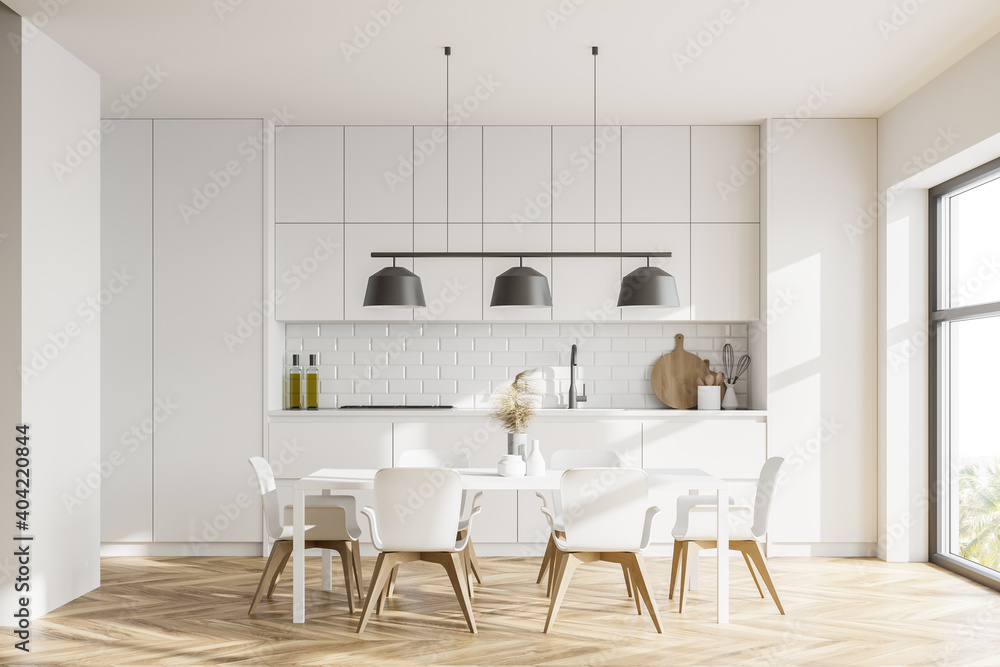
top-left (877, 32), bottom-right (1000, 562)
top-left (765, 118), bottom-right (878, 556)
top-left (0, 19), bottom-right (102, 621)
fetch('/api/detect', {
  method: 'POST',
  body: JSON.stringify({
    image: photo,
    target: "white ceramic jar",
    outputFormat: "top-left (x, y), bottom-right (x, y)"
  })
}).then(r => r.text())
top-left (498, 454), bottom-right (526, 477)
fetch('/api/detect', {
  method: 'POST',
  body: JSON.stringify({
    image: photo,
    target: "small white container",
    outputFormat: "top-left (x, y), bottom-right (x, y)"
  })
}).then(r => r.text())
top-left (722, 381), bottom-right (740, 409)
top-left (498, 454), bottom-right (526, 477)
top-left (525, 439), bottom-right (545, 477)
top-left (697, 385), bottom-right (721, 410)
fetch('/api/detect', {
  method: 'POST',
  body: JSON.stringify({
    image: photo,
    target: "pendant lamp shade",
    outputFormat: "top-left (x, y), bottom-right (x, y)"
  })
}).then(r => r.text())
top-left (617, 265), bottom-right (680, 307)
top-left (490, 265), bottom-right (552, 307)
top-left (363, 265), bottom-right (426, 307)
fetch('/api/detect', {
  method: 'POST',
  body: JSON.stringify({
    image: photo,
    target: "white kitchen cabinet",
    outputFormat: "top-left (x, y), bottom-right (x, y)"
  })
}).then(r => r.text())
top-left (620, 223), bottom-right (691, 321)
top-left (345, 126), bottom-right (413, 223)
top-left (447, 125), bottom-right (483, 224)
top-left (552, 258), bottom-right (622, 322)
top-left (643, 419), bottom-right (765, 543)
top-left (552, 126), bottom-right (595, 223)
top-left (483, 126), bottom-right (551, 223)
top-left (516, 421), bottom-right (642, 544)
top-left (413, 224), bottom-right (483, 321)
top-left (690, 223), bottom-right (759, 321)
top-left (393, 423), bottom-right (516, 542)
top-left (621, 126), bottom-right (690, 223)
top-left (101, 119), bottom-right (153, 543)
top-left (690, 126), bottom-right (760, 223)
top-left (414, 125), bottom-right (447, 223)
top-left (344, 223), bottom-right (414, 321)
top-left (597, 125), bottom-right (623, 223)
top-left (275, 223), bottom-right (345, 321)
top-left (152, 119), bottom-right (263, 543)
top-left (268, 421), bottom-right (391, 546)
top-left (275, 126), bottom-right (344, 223)
top-left (482, 223), bottom-right (552, 322)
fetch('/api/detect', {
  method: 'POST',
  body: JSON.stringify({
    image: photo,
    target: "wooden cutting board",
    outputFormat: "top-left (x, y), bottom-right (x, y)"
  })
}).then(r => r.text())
top-left (651, 334), bottom-right (726, 409)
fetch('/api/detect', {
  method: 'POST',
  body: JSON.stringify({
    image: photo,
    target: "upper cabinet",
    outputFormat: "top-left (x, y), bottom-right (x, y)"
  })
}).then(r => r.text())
top-left (691, 126), bottom-right (759, 223)
top-left (275, 126), bottom-right (344, 223)
top-left (621, 126), bottom-right (690, 223)
top-left (447, 126), bottom-right (483, 224)
top-left (345, 126), bottom-right (413, 223)
top-left (551, 126), bottom-right (595, 223)
top-left (483, 126), bottom-right (551, 223)
top-left (690, 223), bottom-right (759, 321)
top-left (413, 126), bottom-right (447, 223)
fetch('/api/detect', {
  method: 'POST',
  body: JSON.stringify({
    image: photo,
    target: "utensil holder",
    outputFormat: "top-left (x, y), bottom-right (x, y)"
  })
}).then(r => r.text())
top-left (722, 382), bottom-right (739, 410)
top-left (697, 385), bottom-right (721, 410)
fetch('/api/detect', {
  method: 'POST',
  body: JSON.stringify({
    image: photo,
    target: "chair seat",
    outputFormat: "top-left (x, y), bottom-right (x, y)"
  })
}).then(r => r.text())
top-left (281, 503), bottom-right (362, 542)
top-left (671, 502), bottom-right (756, 542)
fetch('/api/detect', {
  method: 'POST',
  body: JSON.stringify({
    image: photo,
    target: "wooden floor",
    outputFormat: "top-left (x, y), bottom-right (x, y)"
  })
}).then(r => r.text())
top-left (4, 555), bottom-right (1000, 666)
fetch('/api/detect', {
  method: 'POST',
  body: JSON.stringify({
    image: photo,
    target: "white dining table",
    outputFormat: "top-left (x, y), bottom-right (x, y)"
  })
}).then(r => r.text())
top-left (292, 467), bottom-right (730, 624)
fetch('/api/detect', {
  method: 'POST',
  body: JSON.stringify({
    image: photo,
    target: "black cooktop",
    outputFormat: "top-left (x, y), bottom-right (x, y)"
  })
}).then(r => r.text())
top-left (338, 405), bottom-right (454, 409)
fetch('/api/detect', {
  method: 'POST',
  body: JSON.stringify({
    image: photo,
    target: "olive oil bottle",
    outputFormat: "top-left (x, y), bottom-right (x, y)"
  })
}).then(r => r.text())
top-left (288, 354), bottom-right (303, 410)
top-left (305, 354), bottom-right (319, 410)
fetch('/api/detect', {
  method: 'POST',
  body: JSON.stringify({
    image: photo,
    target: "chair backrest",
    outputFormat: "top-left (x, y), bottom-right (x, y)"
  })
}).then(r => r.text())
top-left (398, 448), bottom-right (471, 469)
top-left (750, 457), bottom-right (785, 539)
top-left (249, 457), bottom-right (284, 541)
top-left (549, 449), bottom-right (621, 470)
top-left (373, 468), bottom-right (463, 551)
top-left (560, 468), bottom-right (649, 551)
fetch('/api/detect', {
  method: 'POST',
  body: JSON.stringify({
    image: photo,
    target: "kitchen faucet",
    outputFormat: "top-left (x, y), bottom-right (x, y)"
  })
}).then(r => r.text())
top-left (569, 344), bottom-right (588, 409)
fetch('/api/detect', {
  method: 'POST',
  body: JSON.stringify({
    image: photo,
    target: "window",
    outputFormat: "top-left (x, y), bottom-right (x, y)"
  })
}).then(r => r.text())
top-left (930, 157), bottom-right (1000, 589)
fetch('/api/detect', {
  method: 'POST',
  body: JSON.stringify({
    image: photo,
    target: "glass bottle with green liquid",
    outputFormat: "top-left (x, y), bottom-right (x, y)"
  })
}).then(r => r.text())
top-left (305, 354), bottom-right (319, 410)
top-left (288, 354), bottom-right (302, 410)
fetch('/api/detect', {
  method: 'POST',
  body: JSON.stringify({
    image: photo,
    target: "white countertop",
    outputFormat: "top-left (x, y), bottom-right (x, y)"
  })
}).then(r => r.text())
top-left (269, 407), bottom-right (766, 420)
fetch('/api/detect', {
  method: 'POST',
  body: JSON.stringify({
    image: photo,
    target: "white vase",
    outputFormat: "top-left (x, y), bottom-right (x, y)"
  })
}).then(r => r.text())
top-left (498, 454), bottom-right (526, 477)
top-left (722, 382), bottom-right (739, 410)
top-left (507, 432), bottom-right (527, 458)
top-left (525, 439), bottom-right (545, 477)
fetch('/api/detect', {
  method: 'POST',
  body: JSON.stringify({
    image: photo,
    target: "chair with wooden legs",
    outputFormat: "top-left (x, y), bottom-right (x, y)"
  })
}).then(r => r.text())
top-left (388, 449), bottom-right (483, 598)
top-left (247, 457), bottom-right (363, 615)
top-left (534, 449), bottom-right (631, 597)
top-left (669, 457), bottom-right (786, 614)
top-left (540, 468), bottom-right (662, 633)
top-left (357, 468), bottom-right (482, 634)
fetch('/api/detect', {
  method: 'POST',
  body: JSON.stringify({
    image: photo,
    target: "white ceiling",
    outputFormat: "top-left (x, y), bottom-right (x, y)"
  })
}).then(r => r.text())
top-left (8, 0), bottom-right (1000, 125)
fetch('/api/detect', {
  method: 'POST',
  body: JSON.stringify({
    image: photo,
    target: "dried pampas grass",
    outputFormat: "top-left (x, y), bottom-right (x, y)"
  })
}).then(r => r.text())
top-left (490, 369), bottom-right (543, 434)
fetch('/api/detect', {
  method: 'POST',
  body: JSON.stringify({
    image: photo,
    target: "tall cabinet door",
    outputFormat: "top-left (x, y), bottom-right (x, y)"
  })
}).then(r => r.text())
top-left (101, 119), bottom-right (153, 542)
top-left (152, 120), bottom-right (263, 543)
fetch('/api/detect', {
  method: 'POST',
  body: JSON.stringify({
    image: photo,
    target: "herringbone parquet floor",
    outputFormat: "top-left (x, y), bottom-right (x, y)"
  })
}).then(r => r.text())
top-left (2, 556), bottom-right (999, 666)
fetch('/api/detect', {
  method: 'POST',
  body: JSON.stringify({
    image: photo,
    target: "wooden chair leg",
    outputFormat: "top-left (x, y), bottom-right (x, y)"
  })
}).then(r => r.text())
top-left (668, 540), bottom-right (682, 600)
top-left (537, 536), bottom-right (555, 584)
top-left (546, 550), bottom-right (564, 598)
top-left (358, 553), bottom-right (394, 633)
top-left (746, 541), bottom-right (785, 614)
top-left (265, 544), bottom-right (294, 599)
top-left (628, 553), bottom-right (662, 633)
top-left (742, 548), bottom-right (764, 598)
top-left (350, 540), bottom-right (364, 602)
top-left (333, 544), bottom-right (355, 614)
top-left (387, 565), bottom-right (399, 597)
top-left (621, 562), bottom-right (633, 599)
top-left (466, 539), bottom-right (483, 584)
top-left (544, 552), bottom-right (593, 633)
top-left (461, 547), bottom-right (474, 598)
top-left (249, 540), bottom-right (292, 615)
top-left (678, 542), bottom-right (692, 613)
top-left (425, 552), bottom-right (477, 634)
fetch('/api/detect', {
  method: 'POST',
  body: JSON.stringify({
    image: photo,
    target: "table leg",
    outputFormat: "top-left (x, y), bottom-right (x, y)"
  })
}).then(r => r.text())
top-left (294, 488), bottom-right (305, 623)
top-left (716, 485), bottom-right (729, 623)
top-left (687, 489), bottom-right (699, 591)
top-left (321, 489), bottom-right (332, 591)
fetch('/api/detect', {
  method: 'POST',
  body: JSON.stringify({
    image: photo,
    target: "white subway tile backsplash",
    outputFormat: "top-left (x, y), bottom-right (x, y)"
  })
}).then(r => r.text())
top-left (509, 338), bottom-right (543, 352)
top-left (287, 324), bottom-right (321, 338)
top-left (288, 321), bottom-right (750, 409)
top-left (441, 338), bottom-right (475, 351)
top-left (458, 351), bottom-right (491, 366)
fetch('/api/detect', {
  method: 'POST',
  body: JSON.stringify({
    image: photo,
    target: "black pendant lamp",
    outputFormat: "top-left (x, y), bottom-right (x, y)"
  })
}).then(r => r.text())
top-left (364, 259), bottom-right (426, 307)
top-left (617, 258), bottom-right (680, 307)
top-left (490, 259), bottom-right (552, 307)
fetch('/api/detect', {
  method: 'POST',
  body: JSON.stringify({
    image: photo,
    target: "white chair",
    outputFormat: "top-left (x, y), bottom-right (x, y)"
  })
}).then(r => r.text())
top-left (669, 456), bottom-right (785, 614)
top-left (357, 468), bottom-right (482, 634)
top-left (535, 449), bottom-right (626, 595)
top-left (247, 457), bottom-right (362, 614)
top-left (541, 468), bottom-right (661, 633)
top-left (394, 449), bottom-right (484, 594)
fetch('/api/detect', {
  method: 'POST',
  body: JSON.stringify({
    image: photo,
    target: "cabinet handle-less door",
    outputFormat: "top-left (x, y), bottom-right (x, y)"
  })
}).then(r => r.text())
top-left (152, 119), bottom-right (263, 543)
